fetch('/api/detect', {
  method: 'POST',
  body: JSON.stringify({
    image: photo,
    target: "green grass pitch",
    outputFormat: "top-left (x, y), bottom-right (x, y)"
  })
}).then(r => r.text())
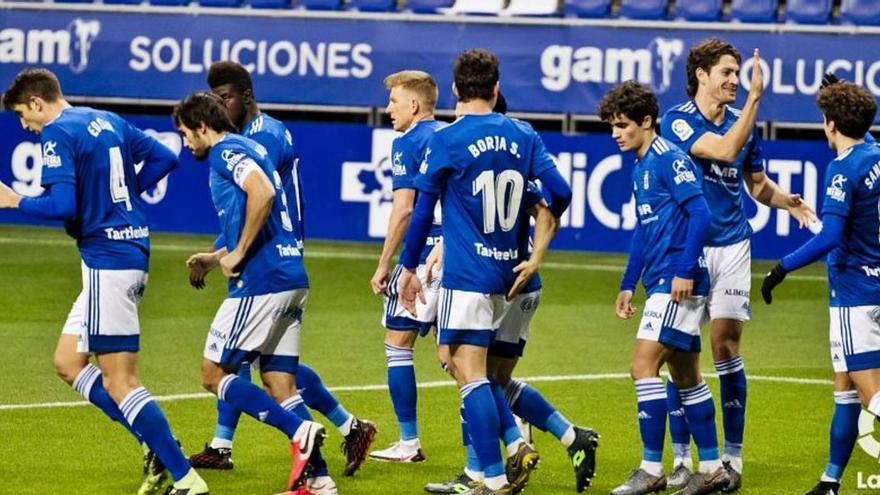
top-left (0, 224), bottom-right (877, 495)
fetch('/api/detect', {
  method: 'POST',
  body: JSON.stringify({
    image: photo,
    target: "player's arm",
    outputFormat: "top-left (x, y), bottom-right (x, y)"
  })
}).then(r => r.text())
top-left (186, 234), bottom-right (227, 289)
top-left (687, 50), bottom-right (764, 163)
top-left (126, 122), bottom-right (180, 194)
top-left (371, 188), bottom-right (416, 294)
top-left (529, 132), bottom-right (572, 217)
top-left (219, 160), bottom-right (275, 278)
top-left (746, 170), bottom-right (816, 228)
top-left (398, 190), bottom-right (439, 314)
top-left (616, 224), bottom-right (644, 320)
top-left (671, 195), bottom-right (712, 302)
top-left (508, 201), bottom-right (557, 299)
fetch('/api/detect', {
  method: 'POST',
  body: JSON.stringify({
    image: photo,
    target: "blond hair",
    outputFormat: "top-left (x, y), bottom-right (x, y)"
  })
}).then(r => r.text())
top-left (383, 70), bottom-right (438, 111)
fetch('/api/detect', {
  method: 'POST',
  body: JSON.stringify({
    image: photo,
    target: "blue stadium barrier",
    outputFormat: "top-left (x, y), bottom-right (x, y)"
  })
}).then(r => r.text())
top-left (198, 0), bottom-right (244, 7)
top-left (149, 0), bottom-right (191, 5)
top-left (563, 0), bottom-right (611, 18)
top-left (103, 0), bottom-right (143, 4)
top-left (301, 0), bottom-right (344, 9)
top-left (620, 0), bottom-right (667, 19)
top-left (840, 0), bottom-right (880, 26)
top-left (730, 0), bottom-right (777, 23)
top-left (351, 0), bottom-right (397, 12)
top-left (251, 0), bottom-right (292, 8)
top-left (675, 0), bottom-right (722, 21)
top-left (406, 0), bottom-right (453, 13)
top-left (785, 0), bottom-right (832, 24)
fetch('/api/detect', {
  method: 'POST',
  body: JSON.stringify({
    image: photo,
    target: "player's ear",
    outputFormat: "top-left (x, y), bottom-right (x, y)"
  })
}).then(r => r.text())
top-left (695, 67), bottom-right (709, 86)
top-left (641, 115), bottom-right (653, 130)
top-left (452, 83), bottom-right (459, 100)
top-left (27, 96), bottom-right (41, 113)
top-left (242, 89), bottom-right (254, 105)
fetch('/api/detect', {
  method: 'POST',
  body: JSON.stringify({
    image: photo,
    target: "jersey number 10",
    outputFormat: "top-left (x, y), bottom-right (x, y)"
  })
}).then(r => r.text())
top-left (472, 169), bottom-right (524, 234)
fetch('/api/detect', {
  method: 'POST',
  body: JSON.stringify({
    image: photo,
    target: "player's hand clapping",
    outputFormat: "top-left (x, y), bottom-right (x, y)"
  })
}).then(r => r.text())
top-left (398, 268), bottom-right (425, 316)
top-left (615, 290), bottom-right (636, 320)
top-left (746, 49), bottom-right (764, 102)
top-left (670, 277), bottom-right (693, 303)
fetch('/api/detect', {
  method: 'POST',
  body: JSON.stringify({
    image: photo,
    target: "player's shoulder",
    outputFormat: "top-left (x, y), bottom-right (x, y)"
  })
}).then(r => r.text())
top-left (724, 105), bottom-right (743, 120)
top-left (649, 136), bottom-right (687, 160)
top-left (662, 100), bottom-right (699, 121)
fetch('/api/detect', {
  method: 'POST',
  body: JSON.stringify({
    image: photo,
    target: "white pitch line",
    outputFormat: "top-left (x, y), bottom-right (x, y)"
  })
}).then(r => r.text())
top-left (0, 372), bottom-right (832, 411)
top-left (0, 236), bottom-right (827, 281)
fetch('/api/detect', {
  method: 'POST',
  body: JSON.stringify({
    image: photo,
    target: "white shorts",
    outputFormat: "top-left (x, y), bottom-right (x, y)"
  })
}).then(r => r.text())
top-left (204, 288), bottom-right (308, 373)
top-left (704, 239), bottom-right (752, 322)
top-left (382, 264), bottom-right (441, 334)
top-left (437, 288), bottom-right (509, 348)
top-left (62, 262), bottom-right (147, 354)
top-left (490, 290), bottom-right (541, 358)
top-left (830, 306), bottom-right (880, 372)
top-left (637, 292), bottom-right (708, 352)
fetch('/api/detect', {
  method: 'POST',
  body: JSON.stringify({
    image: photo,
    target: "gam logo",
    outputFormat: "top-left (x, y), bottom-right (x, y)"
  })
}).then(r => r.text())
top-left (0, 18), bottom-right (100, 73)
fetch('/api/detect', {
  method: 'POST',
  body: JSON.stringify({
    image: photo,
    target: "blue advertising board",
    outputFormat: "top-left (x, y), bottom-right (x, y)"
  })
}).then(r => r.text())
top-left (0, 111), bottom-right (840, 260)
top-left (0, 5), bottom-right (879, 122)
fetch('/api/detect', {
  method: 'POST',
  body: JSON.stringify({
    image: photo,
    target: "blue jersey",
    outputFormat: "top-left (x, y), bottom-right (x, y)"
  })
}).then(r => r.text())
top-left (242, 113), bottom-right (304, 249)
top-left (40, 107), bottom-right (162, 271)
top-left (632, 137), bottom-right (710, 296)
top-left (519, 181), bottom-right (546, 293)
top-left (661, 100), bottom-right (764, 247)
top-left (208, 134), bottom-right (308, 297)
top-left (415, 113), bottom-right (556, 294)
top-left (391, 119), bottom-right (445, 263)
top-left (820, 142), bottom-right (880, 307)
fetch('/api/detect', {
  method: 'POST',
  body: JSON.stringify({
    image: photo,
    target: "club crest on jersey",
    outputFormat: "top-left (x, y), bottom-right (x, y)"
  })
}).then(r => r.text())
top-left (42, 140), bottom-right (61, 167)
top-left (672, 159), bottom-right (696, 184)
top-left (671, 118), bottom-right (694, 141)
top-left (643, 170), bottom-right (650, 189)
top-left (826, 174), bottom-right (847, 202)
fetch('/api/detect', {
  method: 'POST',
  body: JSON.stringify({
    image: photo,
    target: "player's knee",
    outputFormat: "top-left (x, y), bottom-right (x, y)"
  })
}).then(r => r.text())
top-left (200, 362), bottom-right (223, 394)
top-left (385, 331), bottom-right (416, 349)
top-left (711, 339), bottom-right (739, 361)
top-left (629, 360), bottom-right (656, 380)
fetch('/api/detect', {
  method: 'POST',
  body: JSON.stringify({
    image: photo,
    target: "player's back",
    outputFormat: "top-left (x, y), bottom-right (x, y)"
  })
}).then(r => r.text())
top-left (422, 113), bottom-right (553, 294)
top-left (825, 142), bottom-right (880, 306)
top-left (242, 113), bottom-right (304, 247)
top-left (41, 107), bottom-right (151, 270)
top-left (208, 133), bottom-right (308, 298)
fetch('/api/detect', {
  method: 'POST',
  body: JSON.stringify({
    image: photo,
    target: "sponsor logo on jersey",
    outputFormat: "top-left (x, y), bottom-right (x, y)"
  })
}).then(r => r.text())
top-left (671, 119), bottom-right (694, 142)
top-left (392, 151), bottom-right (406, 176)
top-left (221, 149), bottom-right (247, 171)
top-left (827, 174), bottom-right (847, 202)
top-left (672, 159), bottom-right (697, 184)
top-left (42, 141), bottom-right (61, 168)
top-left (637, 410), bottom-right (652, 419)
top-left (643, 310), bottom-right (663, 319)
top-left (862, 266), bottom-right (880, 278)
top-left (725, 289), bottom-right (750, 297)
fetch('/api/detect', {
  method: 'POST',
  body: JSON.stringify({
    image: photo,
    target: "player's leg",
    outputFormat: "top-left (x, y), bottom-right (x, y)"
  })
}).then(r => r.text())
top-left (666, 377), bottom-right (693, 490)
top-left (297, 363), bottom-right (377, 477)
top-left (189, 361), bottom-right (251, 470)
top-left (806, 373), bottom-right (859, 495)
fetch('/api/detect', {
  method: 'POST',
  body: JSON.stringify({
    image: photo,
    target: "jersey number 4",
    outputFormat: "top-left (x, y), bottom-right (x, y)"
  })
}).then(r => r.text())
top-left (472, 169), bottom-right (524, 234)
top-left (108, 146), bottom-right (133, 212)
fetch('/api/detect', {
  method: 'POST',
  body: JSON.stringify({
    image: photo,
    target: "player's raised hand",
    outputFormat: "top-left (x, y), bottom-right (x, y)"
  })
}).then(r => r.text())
top-left (615, 290), bottom-right (636, 320)
top-left (398, 268), bottom-right (425, 316)
top-left (747, 49), bottom-right (764, 101)
top-left (508, 260), bottom-right (538, 300)
top-left (785, 194), bottom-right (818, 229)
top-left (670, 277), bottom-right (693, 303)
top-left (0, 181), bottom-right (22, 209)
top-left (424, 241), bottom-right (443, 285)
top-left (761, 263), bottom-right (787, 304)
top-left (370, 263), bottom-right (390, 295)
top-left (219, 249), bottom-right (244, 278)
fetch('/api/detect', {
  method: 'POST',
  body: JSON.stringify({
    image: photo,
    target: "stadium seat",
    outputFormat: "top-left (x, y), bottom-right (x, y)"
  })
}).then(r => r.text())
top-left (840, 0), bottom-right (880, 25)
top-left (503, 0), bottom-right (560, 16)
top-left (301, 0), bottom-right (344, 9)
top-left (199, 0), bottom-right (243, 6)
top-left (407, 0), bottom-right (453, 12)
top-left (149, 0), bottom-right (191, 5)
top-left (620, 0), bottom-right (668, 19)
top-left (674, 0), bottom-right (722, 21)
top-left (251, 0), bottom-right (292, 8)
top-left (785, 0), bottom-right (832, 24)
top-left (53, 0), bottom-right (96, 3)
top-left (564, 0), bottom-right (611, 18)
top-left (447, 0), bottom-right (505, 15)
top-left (730, 0), bottom-right (777, 22)
top-left (351, 0), bottom-right (396, 11)
top-left (103, 0), bottom-right (143, 5)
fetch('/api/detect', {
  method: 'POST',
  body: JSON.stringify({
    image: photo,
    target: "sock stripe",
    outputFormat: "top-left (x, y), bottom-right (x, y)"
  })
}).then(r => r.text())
top-left (635, 378), bottom-right (667, 402)
top-left (504, 379), bottom-right (526, 407)
top-left (119, 387), bottom-right (152, 424)
top-left (460, 379), bottom-right (489, 399)
top-left (834, 390), bottom-right (861, 405)
top-left (72, 364), bottom-right (101, 398)
top-left (679, 381), bottom-right (712, 406)
top-left (385, 344), bottom-right (414, 367)
top-left (715, 356), bottom-right (745, 375)
top-left (218, 374), bottom-right (236, 402)
top-left (281, 395), bottom-right (305, 412)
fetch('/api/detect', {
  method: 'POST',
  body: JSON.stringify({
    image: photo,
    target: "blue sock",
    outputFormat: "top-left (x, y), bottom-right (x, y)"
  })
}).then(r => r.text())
top-left (282, 395), bottom-right (329, 477)
top-left (666, 380), bottom-right (691, 461)
top-left (386, 343), bottom-right (418, 441)
top-left (461, 404), bottom-right (482, 473)
top-left (214, 362), bottom-right (251, 446)
top-left (635, 378), bottom-right (667, 463)
top-left (505, 379), bottom-right (572, 441)
top-left (461, 379), bottom-right (505, 479)
top-left (119, 387), bottom-right (190, 481)
top-left (217, 374), bottom-right (303, 438)
top-left (298, 363), bottom-right (353, 431)
top-left (715, 357), bottom-right (747, 458)
top-left (824, 390), bottom-right (860, 480)
top-left (490, 380), bottom-right (521, 447)
top-left (73, 364), bottom-right (142, 443)
top-left (679, 381), bottom-right (720, 462)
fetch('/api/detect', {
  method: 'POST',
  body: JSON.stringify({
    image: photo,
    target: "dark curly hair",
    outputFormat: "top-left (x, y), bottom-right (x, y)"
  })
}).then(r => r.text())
top-left (598, 80), bottom-right (659, 127)
top-left (207, 61), bottom-right (253, 95)
top-left (817, 82), bottom-right (877, 139)
top-left (686, 39), bottom-right (741, 98)
top-left (2, 67), bottom-right (63, 110)
top-left (453, 49), bottom-right (499, 103)
top-left (172, 91), bottom-right (236, 133)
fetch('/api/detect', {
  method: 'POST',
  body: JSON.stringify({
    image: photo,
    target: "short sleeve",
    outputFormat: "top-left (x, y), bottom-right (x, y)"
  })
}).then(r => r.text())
top-left (820, 164), bottom-right (854, 218)
top-left (210, 147), bottom-right (260, 189)
top-left (660, 112), bottom-right (707, 155)
top-left (124, 120), bottom-right (161, 164)
top-left (414, 133), bottom-right (454, 195)
top-left (39, 125), bottom-right (76, 187)
top-left (528, 131), bottom-right (556, 179)
top-left (744, 128), bottom-right (765, 173)
top-left (390, 137), bottom-right (418, 191)
top-left (657, 154), bottom-right (704, 205)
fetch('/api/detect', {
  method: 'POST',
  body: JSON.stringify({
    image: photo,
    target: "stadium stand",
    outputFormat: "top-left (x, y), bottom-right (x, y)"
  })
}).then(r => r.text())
top-left (503, 0), bottom-right (560, 17)
top-left (352, 0), bottom-right (398, 11)
top-left (301, 0), bottom-right (344, 9)
top-left (839, 0), bottom-right (880, 25)
top-left (447, 0), bottom-right (506, 15)
top-left (199, 0), bottom-right (244, 7)
top-left (674, 0), bottom-right (723, 21)
top-left (406, 0), bottom-right (454, 13)
top-left (619, 0), bottom-right (668, 20)
top-left (784, 0), bottom-right (833, 24)
top-left (563, 0), bottom-right (612, 18)
top-left (730, 0), bottom-right (778, 22)
top-left (250, 0), bottom-right (292, 8)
